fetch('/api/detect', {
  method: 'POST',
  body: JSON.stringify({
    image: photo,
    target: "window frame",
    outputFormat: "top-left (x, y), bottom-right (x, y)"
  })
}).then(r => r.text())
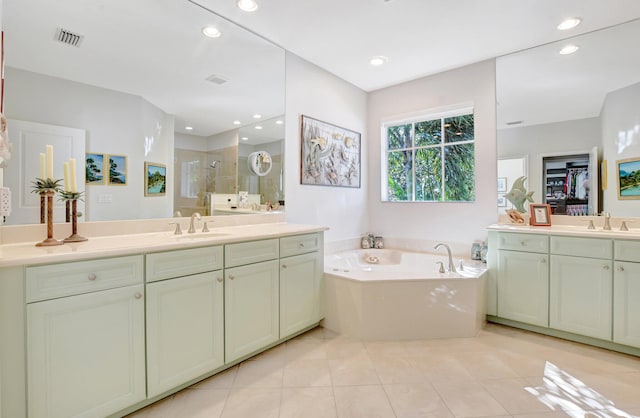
top-left (381, 105), bottom-right (475, 202)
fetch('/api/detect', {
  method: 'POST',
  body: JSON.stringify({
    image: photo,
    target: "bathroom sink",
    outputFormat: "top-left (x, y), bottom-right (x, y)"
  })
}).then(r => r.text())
top-left (172, 232), bottom-right (230, 240)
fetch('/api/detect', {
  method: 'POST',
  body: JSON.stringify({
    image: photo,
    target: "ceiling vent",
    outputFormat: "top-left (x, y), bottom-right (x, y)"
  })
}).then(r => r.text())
top-left (206, 74), bottom-right (228, 85)
top-left (54, 27), bottom-right (84, 47)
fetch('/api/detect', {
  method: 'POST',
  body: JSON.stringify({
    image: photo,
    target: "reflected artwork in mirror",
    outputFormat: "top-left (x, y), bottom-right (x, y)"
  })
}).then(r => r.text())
top-left (496, 18), bottom-right (640, 218)
top-left (1, 0), bottom-right (285, 225)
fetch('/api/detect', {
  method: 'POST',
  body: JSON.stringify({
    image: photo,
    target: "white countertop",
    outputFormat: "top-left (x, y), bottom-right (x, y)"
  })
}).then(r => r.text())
top-left (487, 223), bottom-right (640, 239)
top-left (0, 223), bottom-right (328, 267)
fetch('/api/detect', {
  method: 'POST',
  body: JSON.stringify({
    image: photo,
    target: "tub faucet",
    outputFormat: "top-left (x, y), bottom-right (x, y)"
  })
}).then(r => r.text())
top-left (188, 212), bottom-right (201, 233)
top-left (434, 243), bottom-right (457, 273)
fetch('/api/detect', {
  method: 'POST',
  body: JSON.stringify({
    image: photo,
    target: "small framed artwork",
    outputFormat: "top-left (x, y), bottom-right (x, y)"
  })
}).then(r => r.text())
top-left (530, 204), bottom-right (551, 226)
top-left (85, 152), bottom-right (105, 185)
top-left (497, 177), bottom-right (507, 192)
top-left (144, 162), bottom-right (166, 196)
top-left (616, 157), bottom-right (640, 200)
top-left (107, 154), bottom-right (127, 185)
top-left (497, 194), bottom-right (506, 207)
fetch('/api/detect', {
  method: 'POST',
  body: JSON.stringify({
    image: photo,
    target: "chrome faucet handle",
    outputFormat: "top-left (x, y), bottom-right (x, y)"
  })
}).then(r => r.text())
top-left (601, 211), bottom-right (612, 231)
top-left (435, 261), bottom-right (445, 274)
top-left (202, 220), bottom-right (210, 233)
top-left (581, 219), bottom-right (595, 230)
top-left (458, 259), bottom-right (464, 271)
top-left (168, 222), bottom-right (182, 235)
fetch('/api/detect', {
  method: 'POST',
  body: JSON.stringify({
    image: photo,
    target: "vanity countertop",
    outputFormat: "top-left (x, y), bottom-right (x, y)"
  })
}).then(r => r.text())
top-left (487, 223), bottom-right (640, 239)
top-left (0, 222), bottom-right (328, 267)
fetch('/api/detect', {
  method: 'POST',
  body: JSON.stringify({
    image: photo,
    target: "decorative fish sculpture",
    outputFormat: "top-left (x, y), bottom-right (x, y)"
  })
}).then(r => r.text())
top-left (504, 176), bottom-right (534, 213)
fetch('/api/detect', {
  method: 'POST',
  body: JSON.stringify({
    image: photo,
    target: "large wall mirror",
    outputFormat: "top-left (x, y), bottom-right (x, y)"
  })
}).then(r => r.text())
top-left (497, 18), bottom-right (640, 218)
top-left (1, 0), bottom-right (285, 225)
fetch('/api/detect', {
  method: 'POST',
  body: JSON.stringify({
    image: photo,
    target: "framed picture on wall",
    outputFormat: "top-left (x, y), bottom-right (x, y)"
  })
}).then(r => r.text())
top-left (530, 204), bottom-right (551, 226)
top-left (616, 157), bottom-right (640, 200)
top-left (85, 153), bottom-right (105, 185)
top-left (497, 177), bottom-right (507, 192)
top-left (497, 194), bottom-right (507, 207)
top-left (107, 154), bottom-right (127, 185)
top-left (144, 162), bottom-right (166, 196)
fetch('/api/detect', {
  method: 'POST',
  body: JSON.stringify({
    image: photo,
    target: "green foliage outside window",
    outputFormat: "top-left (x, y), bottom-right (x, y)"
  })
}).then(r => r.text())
top-left (385, 113), bottom-right (475, 202)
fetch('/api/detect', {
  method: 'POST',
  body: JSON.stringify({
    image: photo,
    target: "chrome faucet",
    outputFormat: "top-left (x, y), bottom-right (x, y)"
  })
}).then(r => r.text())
top-left (188, 212), bottom-right (201, 233)
top-left (434, 243), bottom-right (456, 273)
top-left (601, 211), bottom-right (611, 231)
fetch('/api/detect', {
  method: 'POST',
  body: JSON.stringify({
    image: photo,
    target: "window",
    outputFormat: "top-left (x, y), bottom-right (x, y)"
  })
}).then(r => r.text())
top-left (181, 160), bottom-right (200, 198)
top-left (382, 109), bottom-right (475, 202)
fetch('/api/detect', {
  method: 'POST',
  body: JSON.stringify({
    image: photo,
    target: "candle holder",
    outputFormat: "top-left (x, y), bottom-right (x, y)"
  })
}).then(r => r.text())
top-left (59, 191), bottom-right (87, 243)
top-left (32, 178), bottom-right (63, 247)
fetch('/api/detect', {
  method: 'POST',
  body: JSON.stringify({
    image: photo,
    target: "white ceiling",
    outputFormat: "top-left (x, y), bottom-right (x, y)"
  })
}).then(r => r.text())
top-left (194, 0), bottom-right (640, 92)
top-left (4, 0), bottom-right (640, 138)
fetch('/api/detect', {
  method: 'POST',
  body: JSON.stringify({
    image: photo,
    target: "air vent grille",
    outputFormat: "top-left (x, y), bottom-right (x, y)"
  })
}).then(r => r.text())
top-left (55, 27), bottom-right (84, 47)
top-left (206, 74), bottom-right (228, 85)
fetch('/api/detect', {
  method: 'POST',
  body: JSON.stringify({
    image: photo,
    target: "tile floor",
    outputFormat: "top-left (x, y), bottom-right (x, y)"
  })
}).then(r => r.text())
top-left (127, 324), bottom-right (640, 418)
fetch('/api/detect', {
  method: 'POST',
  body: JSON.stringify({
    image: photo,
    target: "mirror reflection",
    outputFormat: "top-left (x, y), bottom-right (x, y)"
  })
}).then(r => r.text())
top-left (1, 0), bottom-right (285, 225)
top-left (496, 19), bottom-right (640, 217)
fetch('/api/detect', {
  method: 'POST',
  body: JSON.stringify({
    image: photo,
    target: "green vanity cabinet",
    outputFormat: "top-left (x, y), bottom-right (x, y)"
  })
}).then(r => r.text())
top-left (613, 240), bottom-right (640, 348)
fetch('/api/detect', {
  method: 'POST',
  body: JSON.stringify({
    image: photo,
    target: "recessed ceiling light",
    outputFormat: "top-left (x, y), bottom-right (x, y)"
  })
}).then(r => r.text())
top-left (241, 137), bottom-right (249, 141)
top-left (253, 114), bottom-right (262, 119)
top-left (202, 26), bottom-right (221, 38)
top-left (370, 56), bottom-right (388, 66)
top-left (233, 120), bottom-right (241, 125)
top-left (557, 17), bottom-right (582, 30)
top-left (255, 126), bottom-right (263, 130)
top-left (559, 44), bottom-right (579, 55)
top-left (185, 126), bottom-right (193, 130)
top-left (275, 120), bottom-right (283, 125)
top-left (237, 0), bottom-right (258, 12)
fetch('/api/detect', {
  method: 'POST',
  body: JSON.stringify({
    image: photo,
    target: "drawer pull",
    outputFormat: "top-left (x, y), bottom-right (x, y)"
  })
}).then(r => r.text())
top-left (217, 277), bottom-right (223, 283)
top-left (617, 266), bottom-right (624, 272)
top-left (229, 275), bottom-right (235, 280)
top-left (299, 243), bottom-right (305, 248)
top-left (282, 264), bottom-right (288, 269)
top-left (134, 292), bottom-right (143, 299)
top-left (88, 273), bottom-right (97, 281)
top-left (603, 265), bottom-right (610, 271)
top-left (541, 258), bottom-right (546, 263)
top-left (520, 241), bottom-right (525, 246)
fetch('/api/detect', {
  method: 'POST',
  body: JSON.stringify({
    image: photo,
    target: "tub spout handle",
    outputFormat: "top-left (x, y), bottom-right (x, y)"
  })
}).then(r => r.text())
top-left (436, 261), bottom-right (446, 274)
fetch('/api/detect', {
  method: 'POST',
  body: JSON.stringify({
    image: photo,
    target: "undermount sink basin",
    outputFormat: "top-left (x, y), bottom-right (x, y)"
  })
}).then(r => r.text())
top-left (172, 232), bottom-right (230, 240)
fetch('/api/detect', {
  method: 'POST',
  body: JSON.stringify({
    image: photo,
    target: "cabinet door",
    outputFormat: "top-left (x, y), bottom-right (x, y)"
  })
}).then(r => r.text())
top-left (146, 272), bottom-right (224, 397)
top-left (613, 262), bottom-right (640, 348)
top-left (225, 260), bottom-right (279, 363)
top-left (27, 285), bottom-right (145, 418)
top-left (497, 250), bottom-right (549, 327)
top-left (550, 255), bottom-right (612, 340)
top-left (280, 252), bottom-right (322, 338)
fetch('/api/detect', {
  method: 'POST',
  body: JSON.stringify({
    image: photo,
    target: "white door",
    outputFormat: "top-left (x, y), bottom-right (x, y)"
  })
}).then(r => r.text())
top-left (27, 285), bottom-right (145, 418)
top-left (4, 119), bottom-right (85, 225)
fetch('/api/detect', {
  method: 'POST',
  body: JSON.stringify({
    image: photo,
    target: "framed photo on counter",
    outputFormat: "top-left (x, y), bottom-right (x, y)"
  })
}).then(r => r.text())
top-left (530, 204), bottom-right (551, 226)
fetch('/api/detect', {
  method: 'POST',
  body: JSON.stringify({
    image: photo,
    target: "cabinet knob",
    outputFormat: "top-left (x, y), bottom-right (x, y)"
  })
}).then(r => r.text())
top-left (541, 258), bottom-right (546, 263)
top-left (88, 273), bottom-right (97, 281)
top-left (229, 275), bottom-right (235, 280)
top-left (134, 292), bottom-right (143, 299)
top-left (217, 277), bottom-right (223, 283)
top-left (299, 243), bottom-right (305, 248)
top-left (603, 265), bottom-right (610, 271)
top-left (617, 266), bottom-right (625, 272)
top-left (282, 264), bottom-right (288, 269)
top-left (520, 241), bottom-right (525, 246)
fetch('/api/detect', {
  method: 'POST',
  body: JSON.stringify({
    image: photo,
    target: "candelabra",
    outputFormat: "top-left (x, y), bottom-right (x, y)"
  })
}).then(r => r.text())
top-left (59, 191), bottom-right (87, 242)
top-left (31, 178), bottom-right (63, 247)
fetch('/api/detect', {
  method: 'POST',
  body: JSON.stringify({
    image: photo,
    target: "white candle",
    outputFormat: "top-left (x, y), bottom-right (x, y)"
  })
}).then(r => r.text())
top-left (63, 162), bottom-right (70, 192)
top-left (46, 145), bottom-right (54, 180)
top-left (70, 158), bottom-right (77, 193)
top-left (39, 153), bottom-right (46, 179)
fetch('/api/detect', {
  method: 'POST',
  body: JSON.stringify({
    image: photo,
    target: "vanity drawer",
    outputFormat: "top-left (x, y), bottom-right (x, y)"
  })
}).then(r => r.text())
top-left (615, 240), bottom-right (640, 262)
top-left (225, 239), bottom-right (279, 268)
top-left (146, 246), bottom-right (223, 283)
top-left (26, 255), bottom-right (144, 303)
top-left (498, 232), bottom-right (548, 253)
top-left (550, 236), bottom-right (612, 259)
top-left (280, 233), bottom-right (320, 257)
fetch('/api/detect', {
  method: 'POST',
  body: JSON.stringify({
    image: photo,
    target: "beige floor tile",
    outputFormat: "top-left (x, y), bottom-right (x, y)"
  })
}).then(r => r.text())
top-left (325, 338), bottom-right (369, 359)
top-left (456, 351), bottom-right (520, 380)
top-left (329, 355), bottom-right (381, 386)
top-left (432, 379), bottom-right (509, 418)
top-left (496, 350), bottom-right (549, 378)
top-left (125, 395), bottom-right (177, 417)
top-left (280, 387), bottom-right (337, 418)
top-left (584, 372), bottom-right (640, 409)
top-left (511, 413), bottom-right (574, 418)
top-left (481, 377), bottom-right (556, 415)
top-left (384, 382), bottom-right (453, 417)
top-left (285, 338), bottom-right (328, 361)
top-left (365, 340), bottom-right (410, 358)
top-left (333, 385), bottom-right (396, 418)
top-left (374, 356), bottom-right (429, 384)
top-left (409, 353), bottom-right (475, 384)
top-left (190, 366), bottom-right (238, 390)
top-left (171, 388), bottom-right (228, 418)
top-left (232, 358), bottom-right (284, 388)
top-left (283, 358), bottom-right (332, 387)
top-left (220, 388), bottom-right (280, 418)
